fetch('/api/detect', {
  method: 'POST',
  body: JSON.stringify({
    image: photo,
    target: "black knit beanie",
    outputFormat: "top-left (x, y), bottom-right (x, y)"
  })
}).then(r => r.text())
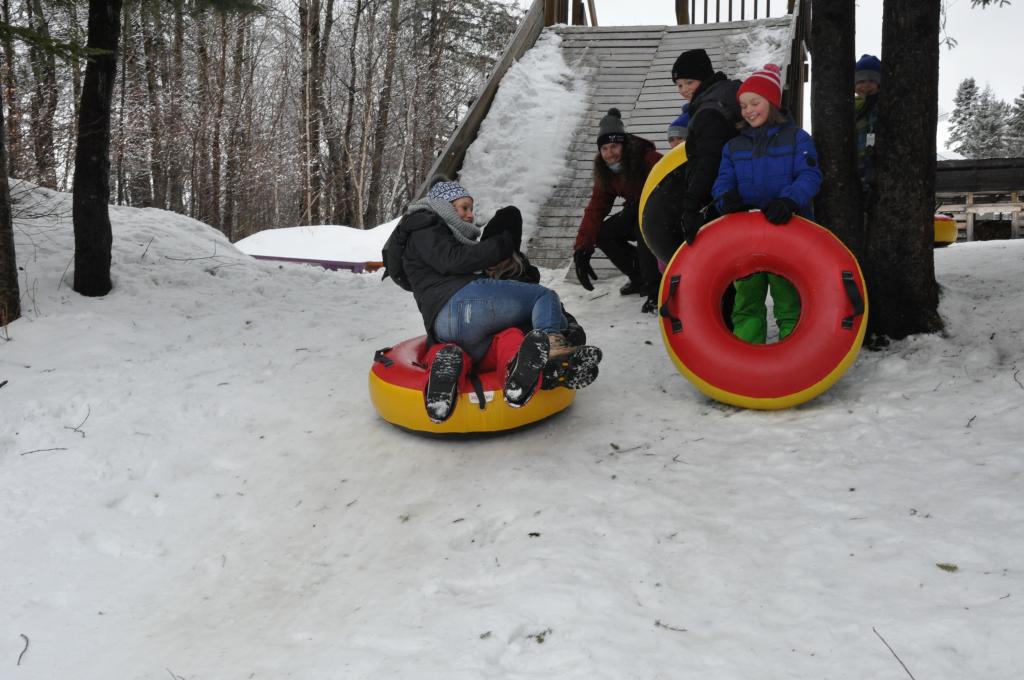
top-left (596, 108), bottom-right (626, 147)
top-left (671, 49), bottom-right (714, 82)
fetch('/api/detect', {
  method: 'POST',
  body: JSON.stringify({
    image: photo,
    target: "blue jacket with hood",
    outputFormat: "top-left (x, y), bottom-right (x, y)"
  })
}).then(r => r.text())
top-left (712, 118), bottom-right (822, 218)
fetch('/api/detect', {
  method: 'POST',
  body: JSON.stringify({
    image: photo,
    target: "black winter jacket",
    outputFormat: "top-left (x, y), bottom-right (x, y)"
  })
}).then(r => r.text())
top-left (683, 73), bottom-right (742, 215)
top-left (401, 208), bottom-right (513, 339)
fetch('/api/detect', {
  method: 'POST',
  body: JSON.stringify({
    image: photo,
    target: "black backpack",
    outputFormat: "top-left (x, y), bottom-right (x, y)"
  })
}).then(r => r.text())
top-left (381, 210), bottom-right (435, 291)
top-left (381, 225), bottom-right (412, 291)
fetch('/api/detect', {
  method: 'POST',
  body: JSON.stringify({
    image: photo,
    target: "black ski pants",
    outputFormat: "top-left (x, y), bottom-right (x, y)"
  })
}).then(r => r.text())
top-left (595, 200), bottom-right (661, 296)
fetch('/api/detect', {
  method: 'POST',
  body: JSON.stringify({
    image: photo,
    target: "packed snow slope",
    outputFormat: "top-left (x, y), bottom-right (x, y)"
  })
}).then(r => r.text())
top-left (3, 180), bottom-right (1023, 679)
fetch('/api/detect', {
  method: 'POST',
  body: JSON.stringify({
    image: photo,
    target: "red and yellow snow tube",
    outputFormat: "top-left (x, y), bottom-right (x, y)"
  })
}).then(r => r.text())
top-left (369, 336), bottom-right (575, 434)
top-left (934, 214), bottom-right (957, 247)
top-left (656, 212), bottom-right (868, 410)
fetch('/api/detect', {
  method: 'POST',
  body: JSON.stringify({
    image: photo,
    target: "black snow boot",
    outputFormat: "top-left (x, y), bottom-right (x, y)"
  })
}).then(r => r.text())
top-left (504, 329), bottom-right (550, 408)
top-left (424, 343), bottom-right (463, 423)
top-left (542, 345), bottom-right (603, 390)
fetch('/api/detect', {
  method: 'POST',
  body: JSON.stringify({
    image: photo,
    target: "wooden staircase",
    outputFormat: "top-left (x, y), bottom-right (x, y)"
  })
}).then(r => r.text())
top-left (528, 17), bottom-right (796, 272)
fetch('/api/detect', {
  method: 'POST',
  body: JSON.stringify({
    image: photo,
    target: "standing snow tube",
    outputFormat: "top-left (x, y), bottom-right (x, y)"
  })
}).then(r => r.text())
top-left (369, 336), bottom-right (575, 435)
top-left (653, 212), bottom-right (868, 410)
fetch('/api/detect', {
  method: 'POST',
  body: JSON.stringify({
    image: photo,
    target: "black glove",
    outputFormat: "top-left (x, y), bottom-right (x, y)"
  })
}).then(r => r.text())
top-left (763, 198), bottom-right (800, 225)
top-left (482, 206), bottom-right (523, 250)
top-left (573, 249), bottom-right (598, 291)
top-left (718, 189), bottom-right (745, 215)
top-left (681, 210), bottom-right (703, 246)
top-left (494, 230), bottom-right (516, 258)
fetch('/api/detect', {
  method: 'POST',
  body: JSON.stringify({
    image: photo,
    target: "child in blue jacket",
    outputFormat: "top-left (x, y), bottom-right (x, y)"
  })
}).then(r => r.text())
top-left (711, 64), bottom-right (822, 344)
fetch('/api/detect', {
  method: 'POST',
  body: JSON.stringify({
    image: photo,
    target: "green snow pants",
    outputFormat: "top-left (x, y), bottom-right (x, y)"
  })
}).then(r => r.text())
top-left (732, 273), bottom-right (801, 344)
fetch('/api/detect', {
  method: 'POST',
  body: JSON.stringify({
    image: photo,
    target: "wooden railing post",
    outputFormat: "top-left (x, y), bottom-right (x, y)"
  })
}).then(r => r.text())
top-left (544, 0), bottom-right (568, 25)
top-left (676, 0), bottom-right (690, 24)
top-left (571, 0), bottom-right (585, 25)
top-left (544, 0), bottom-right (557, 25)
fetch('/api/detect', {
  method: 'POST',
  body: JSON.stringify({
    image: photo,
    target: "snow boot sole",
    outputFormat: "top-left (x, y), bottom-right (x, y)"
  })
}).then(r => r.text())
top-left (424, 344), bottom-right (463, 424)
top-left (542, 345), bottom-right (603, 390)
top-left (504, 329), bottom-right (550, 408)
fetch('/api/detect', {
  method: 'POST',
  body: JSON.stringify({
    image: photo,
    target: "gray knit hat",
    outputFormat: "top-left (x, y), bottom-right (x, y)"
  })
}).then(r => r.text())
top-left (597, 108), bottom-right (626, 147)
top-left (428, 178), bottom-right (472, 203)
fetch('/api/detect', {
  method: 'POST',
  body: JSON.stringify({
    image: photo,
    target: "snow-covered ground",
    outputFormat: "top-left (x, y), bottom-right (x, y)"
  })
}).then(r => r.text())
top-left (4, 178), bottom-right (1024, 679)
top-left (4, 26), bottom-right (1024, 680)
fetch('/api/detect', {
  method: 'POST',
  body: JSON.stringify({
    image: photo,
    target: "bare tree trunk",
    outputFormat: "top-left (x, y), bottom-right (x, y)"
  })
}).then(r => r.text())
top-left (809, 0), bottom-right (862, 258)
top-left (142, 0), bottom-right (166, 208)
top-left (27, 0), bottom-right (59, 187)
top-left (416, 1), bottom-right (446, 188)
top-left (2, 0), bottom-right (23, 178)
top-left (364, 0), bottom-right (400, 227)
top-left (338, 0), bottom-right (363, 226)
top-left (298, 0), bottom-right (323, 224)
top-left (209, 12), bottom-right (228, 233)
top-left (0, 97), bottom-right (19, 326)
top-left (224, 16), bottom-right (245, 240)
top-left (195, 19), bottom-right (211, 223)
top-left (867, 0), bottom-right (943, 339)
top-left (114, 4), bottom-right (129, 204)
top-left (166, 0), bottom-right (185, 213)
top-left (61, 6), bottom-right (84, 191)
top-left (73, 0), bottom-right (122, 298)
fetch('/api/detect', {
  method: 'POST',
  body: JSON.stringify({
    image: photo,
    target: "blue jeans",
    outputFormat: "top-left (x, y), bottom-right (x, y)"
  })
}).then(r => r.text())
top-left (433, 278), bottom-right (567, 361)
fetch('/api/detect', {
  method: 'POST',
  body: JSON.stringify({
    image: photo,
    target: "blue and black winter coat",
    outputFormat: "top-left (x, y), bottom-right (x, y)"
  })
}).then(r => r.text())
top-left (712, 118), bottom-right (822, 218)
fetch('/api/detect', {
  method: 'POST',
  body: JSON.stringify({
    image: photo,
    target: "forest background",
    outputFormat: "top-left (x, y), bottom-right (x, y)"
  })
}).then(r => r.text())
top-left (0, 0), bottom-right (523, 242)
top-left (3, 1), bottom-right (1022, 241)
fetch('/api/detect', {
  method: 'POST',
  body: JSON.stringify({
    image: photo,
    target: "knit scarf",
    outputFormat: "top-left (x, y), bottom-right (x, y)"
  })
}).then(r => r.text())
top-left (407, 198), bottom-right (481, 246)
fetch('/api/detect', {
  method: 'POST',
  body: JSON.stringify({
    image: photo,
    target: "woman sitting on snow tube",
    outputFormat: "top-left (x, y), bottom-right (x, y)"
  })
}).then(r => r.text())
top-left (383, 177), bottom-right (602, 426)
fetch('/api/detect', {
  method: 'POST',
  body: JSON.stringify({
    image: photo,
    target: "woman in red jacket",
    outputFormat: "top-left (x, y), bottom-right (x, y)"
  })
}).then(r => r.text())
top-left (572, 108), bottom-right (663, 313)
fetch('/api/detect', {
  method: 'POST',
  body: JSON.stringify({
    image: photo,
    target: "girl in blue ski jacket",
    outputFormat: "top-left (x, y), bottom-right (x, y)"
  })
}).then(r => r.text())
top-left (711, 64), bottom-right (823, 344)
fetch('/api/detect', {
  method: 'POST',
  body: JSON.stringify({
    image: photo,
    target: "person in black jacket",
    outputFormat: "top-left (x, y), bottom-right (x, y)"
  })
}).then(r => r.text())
top-left (399, 178), bottom-right (600, 422)
top-left (669, 49), bottom-right (743, 328)
top-left (671, 48), bottom-right (743, 247)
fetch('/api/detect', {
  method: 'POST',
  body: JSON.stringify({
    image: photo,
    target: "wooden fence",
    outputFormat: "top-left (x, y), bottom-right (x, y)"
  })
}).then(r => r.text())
top-left (935, 158), bottom-right (1024, 241)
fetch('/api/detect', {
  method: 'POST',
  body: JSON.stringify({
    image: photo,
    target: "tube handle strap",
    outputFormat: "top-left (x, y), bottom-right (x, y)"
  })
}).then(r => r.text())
top-left (841, 271), bottom-right (865, 330)
top-left (468, 373), bottom-right (487, 410)
top-left (373, 347), bottom-right (394, 367)
top-left (660, 275), bottom-right (683, 333)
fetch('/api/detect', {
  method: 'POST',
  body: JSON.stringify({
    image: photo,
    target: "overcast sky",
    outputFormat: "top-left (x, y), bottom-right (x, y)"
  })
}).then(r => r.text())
top-left (519, 0), bottom-right (1023, 148)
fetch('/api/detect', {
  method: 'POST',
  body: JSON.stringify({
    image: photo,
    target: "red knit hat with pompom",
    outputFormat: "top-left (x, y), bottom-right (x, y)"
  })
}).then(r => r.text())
top-left (737, 64), bottom-right (783, 109)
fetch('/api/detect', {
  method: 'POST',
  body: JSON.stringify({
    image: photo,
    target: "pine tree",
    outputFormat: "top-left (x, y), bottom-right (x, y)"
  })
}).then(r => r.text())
top-left (970, 87), bottom-right (1011, 158)
top-left (946, 77), bottom-right (979, 155)
top-left (1007, 87), bottom-right (1024, 157)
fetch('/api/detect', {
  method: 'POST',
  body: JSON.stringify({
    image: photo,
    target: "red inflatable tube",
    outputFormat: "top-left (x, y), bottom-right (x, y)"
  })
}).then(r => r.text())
top-left (658, 212), bottom-right (868, 409)
top-left (368, 330), bottom-right (575, 434)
